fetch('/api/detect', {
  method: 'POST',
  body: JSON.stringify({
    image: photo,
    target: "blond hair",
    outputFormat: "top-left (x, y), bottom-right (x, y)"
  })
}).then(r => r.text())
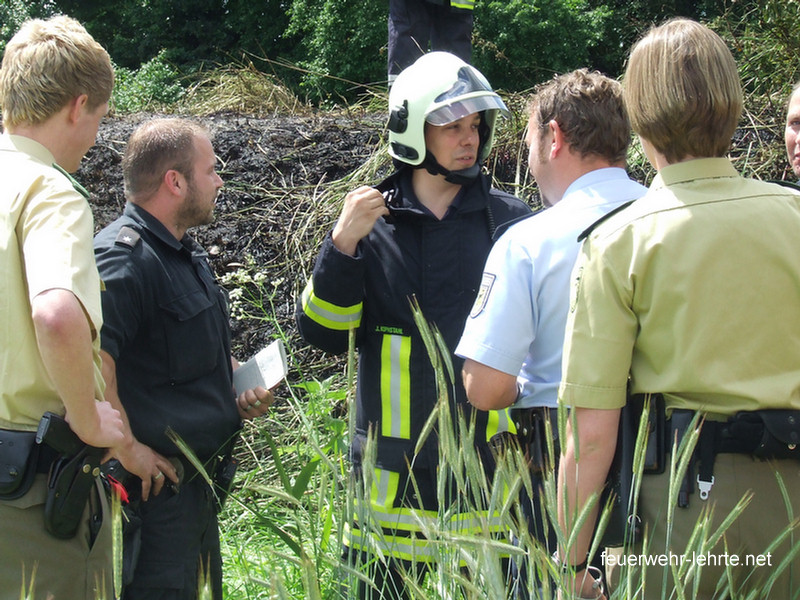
top-left (623, 18), bottom-right (742, 162)
top-left (528, 68), bottom-right (631, 165)
top-left (0, 16), bottom-right (113, 127)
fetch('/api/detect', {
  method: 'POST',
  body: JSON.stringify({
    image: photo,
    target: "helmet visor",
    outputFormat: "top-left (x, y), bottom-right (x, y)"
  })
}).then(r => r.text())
top-left (425, 65), bottom-right (508, 125)
top-left (426, 94), bottom-right (508, 126)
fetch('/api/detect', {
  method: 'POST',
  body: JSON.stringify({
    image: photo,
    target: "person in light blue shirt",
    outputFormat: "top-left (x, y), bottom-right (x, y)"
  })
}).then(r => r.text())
top-left (459, 166), bottom-right (646, 410)
top-left (457, 68), bottom-right (646, 413)
top-left (455, 69), bottom-right (646, 594)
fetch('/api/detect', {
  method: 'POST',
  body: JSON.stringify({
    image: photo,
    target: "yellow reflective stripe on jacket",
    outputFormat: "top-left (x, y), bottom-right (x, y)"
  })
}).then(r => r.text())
top-left (353, 468), bottom-right (506, 533)
top-left (345, 523), bottom-right (443, 562)
top-left (345, 514), bottom-right (508, 562)
top-left (484, 407), bottom-right (517, 442)
top-left (380, 334), bottom-right (411, 439)
top-left (345, 525), bottom-right (466, 563)
top-left (354, 501), bottom-right (508, 534)
top-left (300, 279), bottom-right (362, 330)
top-left (346, 467), bottom-right (510, 561)
top-left (450, 0), bottom-right (475, 9)
top-left (345, 512), bottom-right (508, 562)
top-left (371, 467), bottom-right (400, 511)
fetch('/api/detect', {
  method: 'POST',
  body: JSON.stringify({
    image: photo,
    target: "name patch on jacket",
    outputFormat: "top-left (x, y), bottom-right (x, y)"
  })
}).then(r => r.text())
top-left (470, 272), bottom-right (496, 318)
top-left (375, 325), bottom-right (405, 335)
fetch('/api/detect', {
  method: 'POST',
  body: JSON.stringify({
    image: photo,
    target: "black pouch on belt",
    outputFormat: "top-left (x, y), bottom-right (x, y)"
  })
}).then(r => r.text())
top-left (212, 454), bottom-right (238, 512)
top-left (730, 410), bottom-right (800, 460)
top-left (0, 428), bottom-right (39, 499)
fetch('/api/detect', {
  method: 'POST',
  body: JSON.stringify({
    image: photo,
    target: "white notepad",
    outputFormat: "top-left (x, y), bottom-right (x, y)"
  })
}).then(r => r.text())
top-left (233, 339), bottom-right (288, 393)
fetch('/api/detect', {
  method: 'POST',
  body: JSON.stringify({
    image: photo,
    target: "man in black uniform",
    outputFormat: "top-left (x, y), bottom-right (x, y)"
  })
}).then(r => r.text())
top-left (94, 118), bottom-right (273, 600)
top-left (387, 0), bottom-right (475, 87)
top-left (297, 52), bottom-right (531, 599)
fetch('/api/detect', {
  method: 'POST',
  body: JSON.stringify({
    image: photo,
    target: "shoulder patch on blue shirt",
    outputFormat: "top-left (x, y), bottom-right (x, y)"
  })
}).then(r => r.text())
top-left (470, 272), bottom-right (496, 318)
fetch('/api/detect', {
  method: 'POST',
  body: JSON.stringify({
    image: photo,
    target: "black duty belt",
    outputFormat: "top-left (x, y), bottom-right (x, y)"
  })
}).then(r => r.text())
top-left (668, 407), bottom-right (800, 506)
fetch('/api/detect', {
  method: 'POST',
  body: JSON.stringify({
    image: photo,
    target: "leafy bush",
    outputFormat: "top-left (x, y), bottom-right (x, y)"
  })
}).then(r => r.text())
top-left (0, 0), bottom-right (56, 56)
top-left (286, 0), bottom-right (388, 103)
top-left (112, 50), bottom-right (185, 114)
top-left (713, 0), bottom-right (800, 99)
top-left (0, 0), bottom-right (27, 56)
top-left (473, 0), bottom-right (613, 91)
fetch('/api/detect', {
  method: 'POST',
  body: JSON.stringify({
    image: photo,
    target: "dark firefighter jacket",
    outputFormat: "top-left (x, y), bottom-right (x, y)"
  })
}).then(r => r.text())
top-left (296, 167), bottom-right (531, 472)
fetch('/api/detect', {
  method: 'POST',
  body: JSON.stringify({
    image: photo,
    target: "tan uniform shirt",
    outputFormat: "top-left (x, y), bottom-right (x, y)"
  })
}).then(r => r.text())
top-left (0, 133), bottom-right (104, 430)
top-left (560, 158), bottom-right (800, 418)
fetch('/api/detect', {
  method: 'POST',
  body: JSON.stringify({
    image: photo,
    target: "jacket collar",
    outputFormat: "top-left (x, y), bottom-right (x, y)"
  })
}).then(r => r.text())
top-left (123, 202), bottom-right (206, 259)
top-left (378, 167), bottom-right (490, 220)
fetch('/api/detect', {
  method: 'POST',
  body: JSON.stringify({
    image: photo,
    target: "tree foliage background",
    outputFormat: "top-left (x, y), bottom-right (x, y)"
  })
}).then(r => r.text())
top-left (2, 0), bottom-right (798, 104)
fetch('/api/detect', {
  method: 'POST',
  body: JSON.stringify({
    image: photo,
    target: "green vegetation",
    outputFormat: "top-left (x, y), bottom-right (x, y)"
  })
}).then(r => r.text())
top-left (472, 0), bottom-right (613, 91)
top-left (112, 51), bottom-right (185, 114)
top-left (215, 268), bottom-right (800, 599)
top-left (1, 0), bottom-right (776, 104)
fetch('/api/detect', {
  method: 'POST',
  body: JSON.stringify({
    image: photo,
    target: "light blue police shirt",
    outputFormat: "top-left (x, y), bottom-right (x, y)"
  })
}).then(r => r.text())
top-left (455, 168), bottom-right (647, 409)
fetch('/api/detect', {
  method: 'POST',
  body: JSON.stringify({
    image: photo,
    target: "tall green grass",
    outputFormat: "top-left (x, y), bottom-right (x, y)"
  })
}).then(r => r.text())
top-left (215, 265), bottom-right (800, 599)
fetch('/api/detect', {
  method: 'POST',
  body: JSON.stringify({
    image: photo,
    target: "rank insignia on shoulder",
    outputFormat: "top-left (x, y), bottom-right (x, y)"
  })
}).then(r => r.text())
top-left (115, 226), bottom-right (141, 249)
top-left (577, 199), bottom-right (636, 242)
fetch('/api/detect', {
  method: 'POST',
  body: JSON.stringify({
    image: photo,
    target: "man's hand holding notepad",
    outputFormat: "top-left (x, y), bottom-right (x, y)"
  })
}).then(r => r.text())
top-left (233, 339), bottom-right (288, 394)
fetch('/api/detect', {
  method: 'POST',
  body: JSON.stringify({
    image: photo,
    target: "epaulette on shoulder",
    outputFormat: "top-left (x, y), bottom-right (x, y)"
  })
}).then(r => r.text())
top-left (577, 199), bottom-right (636, 242)
top-left (51, 163), bottom-right (90, 199)
top-left (768, 179), bottom-right (800, 193)
top-left (115, 225), bottom-right (141, 249)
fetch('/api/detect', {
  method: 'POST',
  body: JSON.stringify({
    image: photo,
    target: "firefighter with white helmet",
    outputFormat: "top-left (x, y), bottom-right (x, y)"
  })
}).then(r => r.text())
top-left (387, 51), bottom-right (507, 180)
top-left (297, 51), bottom-right (531, 598)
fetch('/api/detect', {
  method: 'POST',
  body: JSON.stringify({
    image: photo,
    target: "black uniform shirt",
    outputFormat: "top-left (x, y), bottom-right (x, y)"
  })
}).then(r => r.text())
top-left (94, 203), bottom-right (240, 461)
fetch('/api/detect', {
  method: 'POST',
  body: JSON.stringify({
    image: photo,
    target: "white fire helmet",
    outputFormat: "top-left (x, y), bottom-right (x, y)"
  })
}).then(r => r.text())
top-left (387, 51), bottom-right (508, 168)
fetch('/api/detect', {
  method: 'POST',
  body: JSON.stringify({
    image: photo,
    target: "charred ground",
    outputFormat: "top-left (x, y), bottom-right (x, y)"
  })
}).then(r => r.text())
top-left (80, 110), bottom-right (387, 368)
top-left (77, 106), bottom-right (790, 377)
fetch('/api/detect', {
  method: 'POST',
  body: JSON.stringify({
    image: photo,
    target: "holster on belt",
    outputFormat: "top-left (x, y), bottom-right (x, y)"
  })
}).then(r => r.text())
top-left (600, 393), bottom-right (665, 547)
top-left (511, 407), bottom-right (556, 473)
top-left (36, 412), bottom-right (105, 539)
top-left (727, 410), bottom-right (800, 459)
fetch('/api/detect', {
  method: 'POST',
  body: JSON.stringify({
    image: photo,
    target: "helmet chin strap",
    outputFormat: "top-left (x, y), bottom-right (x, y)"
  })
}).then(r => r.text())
top-left (419, 151), bottom-right (481, 185)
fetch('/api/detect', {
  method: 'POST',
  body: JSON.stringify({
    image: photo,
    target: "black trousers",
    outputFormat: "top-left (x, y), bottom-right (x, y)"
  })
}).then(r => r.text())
top-left (387, 0), bottom-right (473, 80)
top-left (342, 548), bottom-right (431, 600)
top-left (123, 477), bottom-right (222, 600)
top-left (506, 408), bottom-right (560, 599)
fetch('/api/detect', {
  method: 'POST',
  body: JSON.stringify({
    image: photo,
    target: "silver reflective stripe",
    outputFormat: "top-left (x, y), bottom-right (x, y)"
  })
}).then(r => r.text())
top-left (300, 279), bottom-right (362, 330)
top-left (373, 467), bottom-right (394, 508)
top-left (380, 334), bottom-right (411, 439)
